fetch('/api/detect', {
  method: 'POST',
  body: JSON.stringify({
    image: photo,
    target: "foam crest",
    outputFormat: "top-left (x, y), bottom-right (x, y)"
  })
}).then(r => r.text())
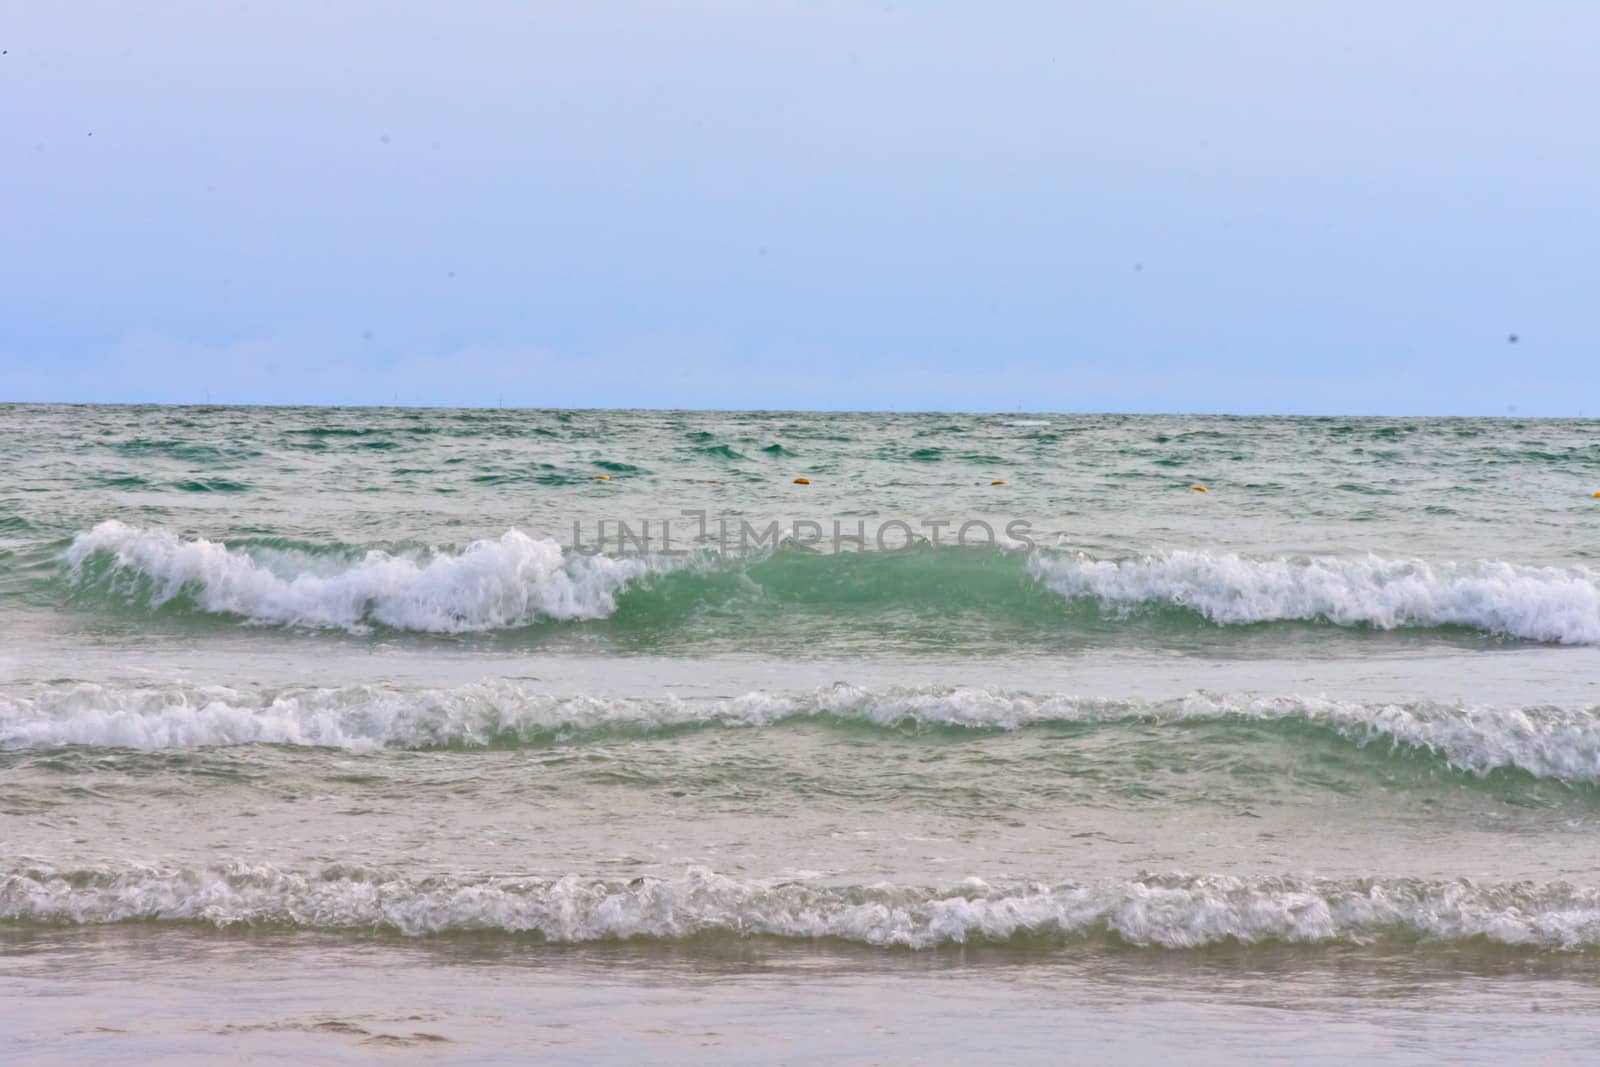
top-left (0, 681), bottom-right (712, 750)
top-left (5, 864), bottom-right (1599, 949)
top-left (1029, 550), bottom-right (1600, 644)
top-left (63, 521), bottom-right (666, 631)
top-left (4, 681), bottom-right (1599, 782)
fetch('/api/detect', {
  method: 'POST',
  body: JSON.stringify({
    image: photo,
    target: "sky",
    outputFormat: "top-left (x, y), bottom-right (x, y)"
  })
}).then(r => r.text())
top-left (1, 1), bottom-right (1596, 414)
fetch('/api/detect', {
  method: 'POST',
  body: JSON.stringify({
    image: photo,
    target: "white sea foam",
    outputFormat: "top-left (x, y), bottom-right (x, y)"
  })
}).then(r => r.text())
top-left (5, 864), bottom-right (1599, 949)
top-left (5, 681), bottom-right (1599, 781)
top-left (1029, 550), bottom-right (1600, 644)
top-left (63, 521), bottom-right (668, 631)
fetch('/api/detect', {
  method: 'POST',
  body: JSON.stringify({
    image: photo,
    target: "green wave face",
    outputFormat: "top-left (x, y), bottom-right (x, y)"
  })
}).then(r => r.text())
top-left (606, 546), bottom-right (1068, 627)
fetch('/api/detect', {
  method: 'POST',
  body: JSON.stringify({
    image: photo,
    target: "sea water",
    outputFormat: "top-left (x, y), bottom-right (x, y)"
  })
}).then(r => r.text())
top-left (3, 404), bottom-right (1599, 1063)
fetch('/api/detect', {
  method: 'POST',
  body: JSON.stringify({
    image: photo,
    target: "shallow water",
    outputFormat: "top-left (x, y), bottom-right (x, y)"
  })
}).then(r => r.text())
top-left (3, 404), bottom-right (1600, 1060)
top-left (7, 928), bottom-right (1600, 1066)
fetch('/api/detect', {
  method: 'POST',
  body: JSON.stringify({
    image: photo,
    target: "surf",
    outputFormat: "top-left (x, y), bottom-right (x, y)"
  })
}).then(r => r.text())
top-left (7, 680), bottom-right (1600, 784)
top-left (7, 863), bottom-right (1600, 950)
top-left (55, 522), bottom-right (1600, 645)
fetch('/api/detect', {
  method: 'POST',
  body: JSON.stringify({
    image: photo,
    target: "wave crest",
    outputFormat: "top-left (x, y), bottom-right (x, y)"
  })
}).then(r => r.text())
top-left (1029, 550), bottom-right (1600, 644)
top-left (62, 521), bottom-right (665, 631)
top-left (5, 682), bottom-right (1600, 782)
top-left (5, 864), bottom-right (1599, 949)
top-left (56, 523), bottom-right (1600, 644)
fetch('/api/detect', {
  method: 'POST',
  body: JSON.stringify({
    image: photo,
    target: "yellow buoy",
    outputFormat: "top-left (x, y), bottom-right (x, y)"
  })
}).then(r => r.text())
top-left (1192, 485), bottom-right (1208, 492)
top-left (594, 474), bottom-right (610, 480)
top-left (793, 477), bottom-right (810, 485)
top-left (991, 480), bottom-right (1006, 486)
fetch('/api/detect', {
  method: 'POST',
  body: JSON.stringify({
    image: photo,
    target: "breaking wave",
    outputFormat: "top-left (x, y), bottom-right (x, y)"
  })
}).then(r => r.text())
top-left (61, 521), bottom-right (669, 632)
top-left (5, 864), bottom-right (1600, 949)
top-left (5, 681), bottom-right (1600, 782)
top-left (1028, 551), bottom-right (1600, 645)
top-left (54, 522), bottom-right (1600, 644)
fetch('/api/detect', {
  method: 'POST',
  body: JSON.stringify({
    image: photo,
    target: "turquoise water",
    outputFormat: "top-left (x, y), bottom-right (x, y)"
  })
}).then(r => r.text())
top-left (4, 404), bottom-right (1600, 1061)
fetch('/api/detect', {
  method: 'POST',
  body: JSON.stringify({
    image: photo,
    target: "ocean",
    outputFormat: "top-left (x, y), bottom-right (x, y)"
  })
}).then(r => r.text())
top-left (3, 403), bottom-right (1599, 1064)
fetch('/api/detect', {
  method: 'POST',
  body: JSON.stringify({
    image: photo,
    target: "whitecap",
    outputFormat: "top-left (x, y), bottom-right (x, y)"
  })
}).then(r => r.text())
top-left (63, 521), bottom-right (671, 632)
top-left (5, 681), bottom-right (1600, 782)
top-left (1029, 550), bottom-right (1600, 644)
top-left (5, 864), bottom-right (1599, 949)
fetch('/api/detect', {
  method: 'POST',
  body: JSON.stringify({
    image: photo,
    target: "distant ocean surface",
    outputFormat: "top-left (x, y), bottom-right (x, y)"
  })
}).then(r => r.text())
top-left (4, 404), bottom-right (1600, 1063)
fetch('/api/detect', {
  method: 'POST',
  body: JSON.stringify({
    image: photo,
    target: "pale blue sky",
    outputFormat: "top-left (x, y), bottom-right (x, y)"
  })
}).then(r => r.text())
top-left (1, 2), bottom-right (1595, 413)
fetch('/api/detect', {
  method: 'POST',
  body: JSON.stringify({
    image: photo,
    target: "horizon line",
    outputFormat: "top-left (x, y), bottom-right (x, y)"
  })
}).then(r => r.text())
top-left (0, 399), bottom-right (1592, 420)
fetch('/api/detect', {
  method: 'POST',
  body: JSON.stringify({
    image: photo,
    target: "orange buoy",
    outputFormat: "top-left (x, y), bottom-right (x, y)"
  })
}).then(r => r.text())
top-left (991, 480), bottom-right (1006, 486)
top-left (1593, 491), bottom-right (1600, 498)
top-left (594, 474), bottom-right (610, 480)
top-left (1192, 485), bottom-right (1208, 492)
top-left (793, 477), bottom-right (810, 485)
